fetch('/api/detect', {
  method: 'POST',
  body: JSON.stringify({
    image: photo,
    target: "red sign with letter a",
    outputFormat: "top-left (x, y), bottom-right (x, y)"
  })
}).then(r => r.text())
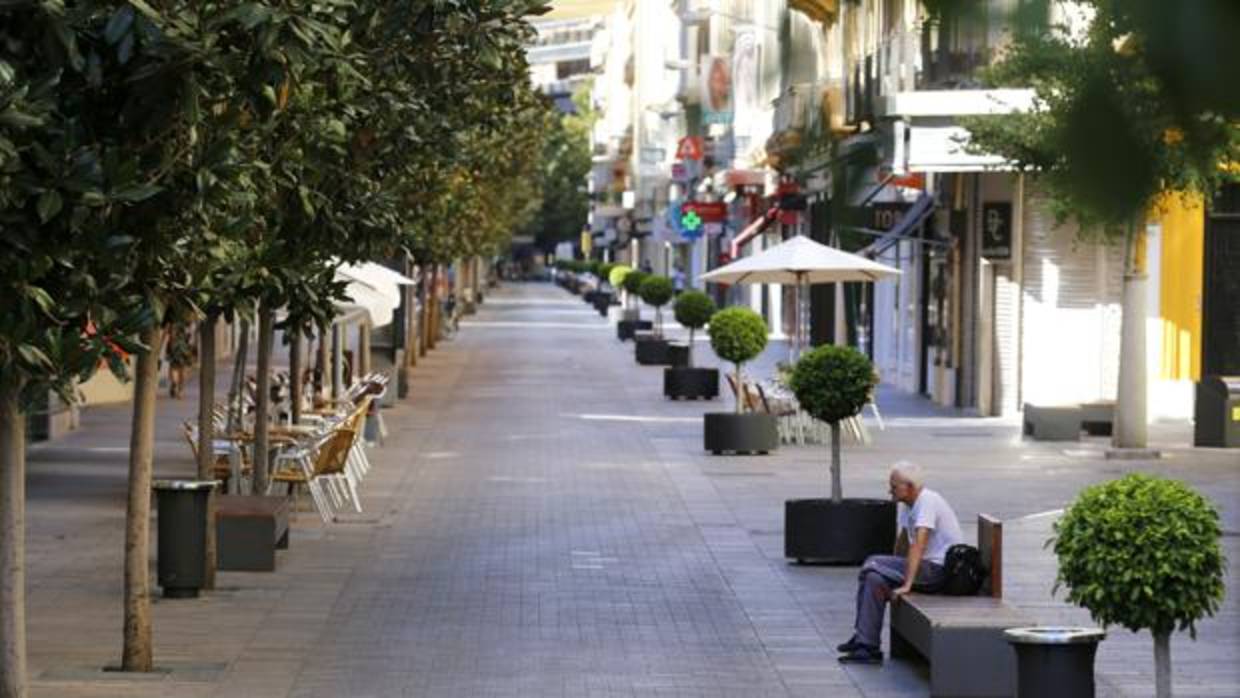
top-left (676, 137), bottom-right (704, 161)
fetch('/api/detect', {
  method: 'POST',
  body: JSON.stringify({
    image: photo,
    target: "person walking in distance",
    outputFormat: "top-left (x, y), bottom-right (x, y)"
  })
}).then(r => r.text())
top-left (837, 461), bottom-right (964, 664)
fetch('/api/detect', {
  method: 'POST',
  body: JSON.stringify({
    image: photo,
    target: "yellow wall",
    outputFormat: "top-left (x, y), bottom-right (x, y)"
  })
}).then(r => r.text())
top-left (1154, 193), bottom-right (1204, 381)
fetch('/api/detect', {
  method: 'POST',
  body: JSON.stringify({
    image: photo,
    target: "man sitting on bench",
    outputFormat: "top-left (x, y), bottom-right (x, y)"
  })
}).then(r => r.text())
top-left (838, 461), bottom-right (964, 664)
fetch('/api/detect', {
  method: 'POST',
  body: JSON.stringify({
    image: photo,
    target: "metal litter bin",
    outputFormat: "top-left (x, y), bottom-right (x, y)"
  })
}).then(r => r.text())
top-left (153, 479), bottom-right (220, 598)
top-left (1194, 376), bottom-right (1240, 447)
top-left (1005, 627), bottom-right (1106, 698)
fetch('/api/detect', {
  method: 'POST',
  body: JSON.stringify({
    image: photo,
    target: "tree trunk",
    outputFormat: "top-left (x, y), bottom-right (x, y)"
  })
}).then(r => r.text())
top-left (1114, 222), bottom-right (1148, 448)
top-left (655, 307), bottom-right (662, 339)
top-left (252, 306), bottom-right (273, 495)
top-left (290, 331), bottom-right (303, 425)
top-left (315, 322), bottom-right (329, 402)
top-left (227, 319), bottom-right (250, 434)
top-left (687, 328), bottom-right (695, 368)
top-left (0, 385), bottom-right (28, 698)
top-left (830, 422), bottom-right (843, 504)
top-left (122, 325), bottom-right (162, 672)
top-left (734, 364), bottom-right (743, 415)
top-left (1154, 630), bottom-right (1172, 698)
top-left (196, 318), bottom-right (217, 590)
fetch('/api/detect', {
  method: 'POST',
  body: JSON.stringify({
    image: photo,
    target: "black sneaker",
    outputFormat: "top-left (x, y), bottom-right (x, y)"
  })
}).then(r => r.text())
top-left (836, 636), bottom-right (864, 653)
top-left (838, 646), bottom-right (883, 665)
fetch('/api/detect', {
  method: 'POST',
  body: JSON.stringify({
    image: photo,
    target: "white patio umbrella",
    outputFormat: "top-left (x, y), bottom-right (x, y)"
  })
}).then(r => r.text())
top-left (700, 235), bottom-right (901, 358)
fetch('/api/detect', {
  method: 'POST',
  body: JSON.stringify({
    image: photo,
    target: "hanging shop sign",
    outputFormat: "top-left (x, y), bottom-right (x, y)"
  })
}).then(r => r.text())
top-left (981, 202), bottom-right (1012, 259)
top-left (681, 201), bottom-right (728, 222)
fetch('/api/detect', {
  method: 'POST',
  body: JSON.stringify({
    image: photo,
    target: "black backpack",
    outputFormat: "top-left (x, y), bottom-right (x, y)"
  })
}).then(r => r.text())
top-left (940, 544), bottom-right (987, 596)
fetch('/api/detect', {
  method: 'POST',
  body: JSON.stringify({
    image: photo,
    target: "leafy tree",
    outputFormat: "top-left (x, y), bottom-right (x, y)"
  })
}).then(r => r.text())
top-left (963, 0), bottom-right (1240, 448)
top-left (1052, 474), bottom-right (1225, 698)
top-left (788, 346), bottom-right (878, 503)
top-left (518, 86), bottom-right (595, 253)
top-left (639, 276), bottom-right (674, 338)
top-left (708, 308), bottom-right (768, 414)
top-left (672, 291), bottom-right (716, 367)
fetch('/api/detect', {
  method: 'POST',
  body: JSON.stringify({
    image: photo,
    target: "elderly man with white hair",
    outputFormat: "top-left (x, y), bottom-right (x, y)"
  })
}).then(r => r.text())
top-left (837, 461), bottom-right (964, 664)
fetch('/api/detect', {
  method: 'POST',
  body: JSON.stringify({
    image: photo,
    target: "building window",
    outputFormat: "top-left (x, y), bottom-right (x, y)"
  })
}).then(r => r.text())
top-left (557, 59), bottom-right (591, 80)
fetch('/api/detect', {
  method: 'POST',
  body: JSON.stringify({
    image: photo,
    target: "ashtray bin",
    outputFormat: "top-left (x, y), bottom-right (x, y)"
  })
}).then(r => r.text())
top-left (1005, 626), bottom-right (1106, 698)
top-left (153, 479), bottom-right (220, 598)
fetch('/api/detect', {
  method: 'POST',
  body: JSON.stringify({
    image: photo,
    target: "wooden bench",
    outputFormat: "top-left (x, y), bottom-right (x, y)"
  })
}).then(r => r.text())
top-left (890, 514), bottom-right (1033, 698)
top-left (216, 495), bottom-right (290, 572)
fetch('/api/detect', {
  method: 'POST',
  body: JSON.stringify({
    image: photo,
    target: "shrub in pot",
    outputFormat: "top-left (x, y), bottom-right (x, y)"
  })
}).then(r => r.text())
top-left (634, 276), bottom-right (676, 364)
top-left (664, 291), bottom-right (717, 399)
top-left (783, 344), bottom-right (887, 563)
top-left (1049, 474), bottom-right (1224, 698)
top-left (616, 270), bottom-right (651, 340)
top-left (703, 307), bottom-right (777, 454)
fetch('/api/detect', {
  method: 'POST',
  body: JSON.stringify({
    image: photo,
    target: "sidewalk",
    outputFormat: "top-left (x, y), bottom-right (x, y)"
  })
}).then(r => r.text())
top-left (20, 282), bottom-right (1240, 697)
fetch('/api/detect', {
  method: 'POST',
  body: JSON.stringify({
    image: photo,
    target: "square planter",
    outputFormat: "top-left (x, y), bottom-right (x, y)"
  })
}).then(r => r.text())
top-left (703, 412), bottom-right (779, 455)
top-left (784, 498), bottom-right (896, 564)
top-left (664, 367), bottom-right (718, 400)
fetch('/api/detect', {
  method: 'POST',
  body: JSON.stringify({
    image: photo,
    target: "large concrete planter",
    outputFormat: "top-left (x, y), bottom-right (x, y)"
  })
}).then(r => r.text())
top-left (617, 319), bottom-right (652, 341)
top-left (664, 367), bottom-right (718, 400)
top-left (703, 412), bottom-right (779, 455)
top-left (784, 498), bottom-right (896, 564)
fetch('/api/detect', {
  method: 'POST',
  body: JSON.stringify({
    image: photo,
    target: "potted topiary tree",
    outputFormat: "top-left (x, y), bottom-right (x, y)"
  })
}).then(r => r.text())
top-left (703, 307), bottom-right (779, 454)
top-left (1037, 473), bottom-right (1225, 698)
top-left (664, 291), bottom-right (718, 399)
top-left (635, 276), bottom-right (678, 365)
top-left (617, 270), bottom-right (652, 341)
top-left (594, 263), bottom-right (616, 316)
top-left (784, 345), bottom-right (888, 563)
top-left (607, 264), bottom-right (632, 323)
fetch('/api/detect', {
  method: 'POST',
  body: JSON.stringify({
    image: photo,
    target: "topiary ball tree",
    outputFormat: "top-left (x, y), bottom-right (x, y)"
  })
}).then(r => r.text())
top-left (608, 264), bottom-right (632, 288)
top-left (621, 270), bottom-right (648, 312)
top-left (673, 291), bottom-right (716, 366)
top-left (788, 345), bottom-right (878, 503)
top-left (639, 276), bottom-right (674, 337)
top-left (708, 307), bottom-right (768, 414)
top-left (1052, 473), bottom-right (1225, 698)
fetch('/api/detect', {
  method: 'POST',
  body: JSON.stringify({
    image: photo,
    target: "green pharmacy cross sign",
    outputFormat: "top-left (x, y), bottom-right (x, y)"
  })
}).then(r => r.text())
top-left (681, 210), bottom-right (703, 233)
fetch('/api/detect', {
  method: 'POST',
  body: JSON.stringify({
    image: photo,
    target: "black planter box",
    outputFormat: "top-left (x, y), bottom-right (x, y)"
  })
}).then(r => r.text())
top-left (703, 412), bottom-right (779, 455)
top-left (635, 337), bottom-right (671, 365)
top-left (666, 344), bottom-right (689, 367)
top-left (617, 319), bottom-right (652, 341)
top-left (665, 367), bottom-right (718, 399)
top-left (593, 293), bottom-right (613, 316)
top-left (784, 498), bottom-right (897, 564)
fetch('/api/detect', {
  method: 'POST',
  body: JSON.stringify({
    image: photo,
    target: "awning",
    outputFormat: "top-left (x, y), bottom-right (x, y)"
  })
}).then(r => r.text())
top-left (333, 261), bottom-right (417, 328)
top-left (859, 193), bottom-right (935, 257)
top-left (788, 0), bottom-right (839, 25)
top-left (728, 206), bottom-right (781, 258)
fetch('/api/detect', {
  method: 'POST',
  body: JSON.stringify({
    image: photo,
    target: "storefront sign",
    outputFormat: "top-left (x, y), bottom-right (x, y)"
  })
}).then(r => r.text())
top-left (871, 202), bottom-right (911, 231)
top-left (682, 201), bottom-right (727, 222)
top-left (982, 202), bottom-right (1012, 259)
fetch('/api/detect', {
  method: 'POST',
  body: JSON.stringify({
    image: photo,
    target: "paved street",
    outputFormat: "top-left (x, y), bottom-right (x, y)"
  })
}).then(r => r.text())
top-left (22, 282), bottom-right (1240, 697)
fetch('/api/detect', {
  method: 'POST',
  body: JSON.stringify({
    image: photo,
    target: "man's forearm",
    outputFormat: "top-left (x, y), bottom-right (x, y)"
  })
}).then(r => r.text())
top-left (904, 543), bottom-right (925, 587)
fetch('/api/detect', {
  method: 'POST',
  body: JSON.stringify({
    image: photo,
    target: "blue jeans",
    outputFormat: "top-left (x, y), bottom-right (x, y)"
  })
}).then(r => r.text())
top-left (853, 555), bottom-right (946, 648)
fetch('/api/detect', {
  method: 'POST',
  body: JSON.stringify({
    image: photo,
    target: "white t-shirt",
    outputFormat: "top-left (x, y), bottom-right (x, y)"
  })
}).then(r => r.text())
top-left (897, 487), bottom-right (964, 565)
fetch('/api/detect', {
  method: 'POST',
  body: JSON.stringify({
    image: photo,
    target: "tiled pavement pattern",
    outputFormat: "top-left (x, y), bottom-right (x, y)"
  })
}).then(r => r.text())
top-left (21, 282), bottom-right (1240, 697)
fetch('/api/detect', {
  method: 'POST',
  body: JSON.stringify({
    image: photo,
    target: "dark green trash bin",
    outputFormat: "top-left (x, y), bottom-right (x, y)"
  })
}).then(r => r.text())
top-left (1194, 376), bottom-right (1240, 447)
top-left (1005, 627), bottom-right (1105, 698)
top-left (153, 479), bottom-right (220, 599)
